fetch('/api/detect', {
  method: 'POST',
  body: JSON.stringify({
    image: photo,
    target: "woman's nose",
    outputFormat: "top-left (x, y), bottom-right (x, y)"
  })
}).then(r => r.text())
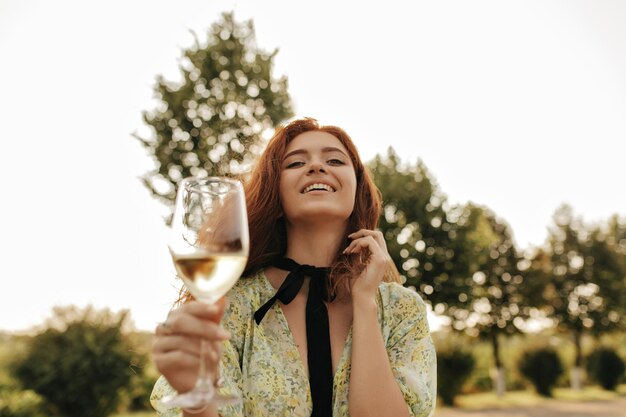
top-left (307, 160), bottom-right (326, 174)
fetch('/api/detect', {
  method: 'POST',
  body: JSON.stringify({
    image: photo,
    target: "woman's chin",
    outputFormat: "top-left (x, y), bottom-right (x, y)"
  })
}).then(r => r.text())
top-left (287, 208), bottom-right (352, 225)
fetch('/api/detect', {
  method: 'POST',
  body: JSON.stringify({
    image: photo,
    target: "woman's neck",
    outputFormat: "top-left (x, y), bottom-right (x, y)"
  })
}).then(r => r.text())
top-left (284, 221), bottom-right (348, 267)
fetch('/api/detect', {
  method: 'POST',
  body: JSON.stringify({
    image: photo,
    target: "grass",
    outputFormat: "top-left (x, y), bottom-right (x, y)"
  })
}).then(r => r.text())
top-left (439, 385), bottom-right (626, 410)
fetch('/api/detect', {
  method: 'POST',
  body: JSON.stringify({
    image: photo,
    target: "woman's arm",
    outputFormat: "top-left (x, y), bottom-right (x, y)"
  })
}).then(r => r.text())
top-left (344, 230), bottom-right (411, 417)
top-left (349, 294), bottom-right (411, 417)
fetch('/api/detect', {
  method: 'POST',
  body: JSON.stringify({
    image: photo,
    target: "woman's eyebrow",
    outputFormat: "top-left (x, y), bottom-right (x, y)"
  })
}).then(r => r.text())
top-left (283, 147), bottom-right (348, 159)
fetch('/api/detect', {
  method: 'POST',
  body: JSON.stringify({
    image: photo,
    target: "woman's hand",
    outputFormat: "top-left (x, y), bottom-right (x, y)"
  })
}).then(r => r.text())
top-left (343, 229), bottom-right (390, 302)
top-left (153, 297), bottom-right (230, 393)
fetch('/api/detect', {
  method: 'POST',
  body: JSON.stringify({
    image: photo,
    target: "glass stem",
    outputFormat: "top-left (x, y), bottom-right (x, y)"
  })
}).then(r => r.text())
top-left (195, 339), bottom-right (215, 394)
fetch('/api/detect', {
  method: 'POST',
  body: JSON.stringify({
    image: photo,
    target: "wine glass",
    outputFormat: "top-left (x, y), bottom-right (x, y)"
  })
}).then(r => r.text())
top-left (160, 176), bottom-right (249, 410)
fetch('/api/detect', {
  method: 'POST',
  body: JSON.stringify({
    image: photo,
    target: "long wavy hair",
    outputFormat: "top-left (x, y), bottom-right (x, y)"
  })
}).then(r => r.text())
top-left (243, 117), bottom-right (400, 297)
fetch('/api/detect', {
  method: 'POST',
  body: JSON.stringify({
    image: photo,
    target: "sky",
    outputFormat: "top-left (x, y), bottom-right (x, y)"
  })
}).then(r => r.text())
top-left (1, 0), bottom-right (625, 332)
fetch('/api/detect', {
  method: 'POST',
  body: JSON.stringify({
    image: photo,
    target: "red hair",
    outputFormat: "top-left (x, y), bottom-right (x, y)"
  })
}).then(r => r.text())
top-left (177, 117), bottom-right (399, 305)
top-left (243, 117), bottom-right (399, 297)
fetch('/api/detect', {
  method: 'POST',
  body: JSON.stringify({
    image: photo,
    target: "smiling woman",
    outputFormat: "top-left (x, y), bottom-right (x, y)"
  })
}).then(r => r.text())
top-left (150, 117), bottom-right (437, 417)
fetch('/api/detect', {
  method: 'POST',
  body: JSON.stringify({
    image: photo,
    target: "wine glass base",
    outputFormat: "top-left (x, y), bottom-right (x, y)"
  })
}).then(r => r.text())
top-left (160, 391), bottom-right (240, 410)
top-left (160, 390), bottom-right (211, 410)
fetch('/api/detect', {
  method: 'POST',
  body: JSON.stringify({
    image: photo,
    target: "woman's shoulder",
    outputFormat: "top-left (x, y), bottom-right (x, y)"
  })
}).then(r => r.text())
top-left (378, 281), bottom-right (428, 316)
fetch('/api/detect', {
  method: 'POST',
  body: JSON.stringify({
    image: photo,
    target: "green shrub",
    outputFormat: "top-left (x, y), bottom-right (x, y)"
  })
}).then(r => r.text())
top-left (586, 347), bottom-right (625, 391)
top-left (123, 371), bottom-right (159, 411)
top-left (11, 306), bottom-right (143, 417)
top-left (437, 346), bottom-right (475, 405)
top-left (0, 389), bottom-right (46, 417)
top-left (518, 347), bottom-right (563, 397)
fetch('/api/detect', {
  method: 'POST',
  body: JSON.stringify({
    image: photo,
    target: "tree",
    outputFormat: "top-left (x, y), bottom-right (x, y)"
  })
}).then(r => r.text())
top-left (12, 306), bottom-right (142, 417)
top-left (596, 214), bottom-right (626, 325)
top-left (529, 205), bottom-right (626, 389)
top-left (448, 204), bottom-right (530, 396)
top-left (369, 149), bottom-right (469, 311)
top-left (135, 12), bottom-right (293, 211)
top-left (370, 151), bottom-right (534, 396)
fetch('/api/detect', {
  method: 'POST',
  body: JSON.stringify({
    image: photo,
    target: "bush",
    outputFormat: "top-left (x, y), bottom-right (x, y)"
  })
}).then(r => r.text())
top-left (123, 371), bottom-right (159, 411)
top-left (0, 389), bottom-right (46, 417)
top-left (437, 346), bottom-right (476, 405)
top-left (586, 347), bottom-right (625, 391)
top-left (11, 306), bottom-right (144, 417)
top-left (518, 347), bottom-right (563, 397)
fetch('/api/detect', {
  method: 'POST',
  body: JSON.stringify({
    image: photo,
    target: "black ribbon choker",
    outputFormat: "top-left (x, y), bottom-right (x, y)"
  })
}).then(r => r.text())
top-left (254, 257), bottom-right (333, 417)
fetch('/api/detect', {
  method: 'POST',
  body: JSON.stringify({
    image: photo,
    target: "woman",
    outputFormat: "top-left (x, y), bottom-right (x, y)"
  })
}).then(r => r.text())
top-left (151, 118), bottom-right (436, 417)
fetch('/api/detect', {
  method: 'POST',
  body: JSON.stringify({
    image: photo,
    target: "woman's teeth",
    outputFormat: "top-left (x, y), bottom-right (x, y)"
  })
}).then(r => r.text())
top-left (303, 183), bottom-right (335, 193)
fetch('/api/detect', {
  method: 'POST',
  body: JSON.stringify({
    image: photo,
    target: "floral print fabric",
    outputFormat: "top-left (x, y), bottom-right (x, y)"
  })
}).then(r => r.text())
top-left (151, 271), bottom-right (436, 417)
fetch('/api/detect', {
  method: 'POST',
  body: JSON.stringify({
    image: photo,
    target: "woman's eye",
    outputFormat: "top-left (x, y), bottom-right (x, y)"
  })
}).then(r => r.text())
top-left (328, 159), bottom-right (345, 165)
top-left (286, 161), bottom-right (304, 168)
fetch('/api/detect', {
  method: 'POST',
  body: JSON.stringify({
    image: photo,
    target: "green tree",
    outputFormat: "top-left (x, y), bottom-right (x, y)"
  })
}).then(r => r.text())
top-left (12, 306), bottom-right (142, 417)
top-left (369, 148), bottom-right (469, 311)
top-left (136, 12), bottom-right (293, 210)
top-left (529, 205), bottom-right (626, 389)
top-left (449, 204), bottom-right (530, 395)
top-left (595, 214), bottom-right (626, 326)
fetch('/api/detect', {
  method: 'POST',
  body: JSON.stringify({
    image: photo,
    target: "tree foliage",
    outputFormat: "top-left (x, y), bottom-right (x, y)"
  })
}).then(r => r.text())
top-left (444, 203), bottom-right (535, 390)
top-left (369, 149), bottom-right (466, 310)
top-left (136, 12), bottom-right (293, 210)
top-left (528, 205), bottom-right (626, 367)
top-left (446, 204), bottom-right (529, 338)
top-left (12, 306), bottom-right (141, 417)
top-left (370, 152), bottom-right (531, 347)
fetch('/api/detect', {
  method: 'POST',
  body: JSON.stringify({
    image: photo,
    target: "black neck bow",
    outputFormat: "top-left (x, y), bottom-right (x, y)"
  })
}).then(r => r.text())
top-left (254, 257), bottom-right (334, 417)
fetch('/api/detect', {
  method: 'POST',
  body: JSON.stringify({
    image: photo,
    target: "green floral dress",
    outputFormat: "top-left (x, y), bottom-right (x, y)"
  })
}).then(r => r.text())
top-left (151, 271), bottom-right (436, 417)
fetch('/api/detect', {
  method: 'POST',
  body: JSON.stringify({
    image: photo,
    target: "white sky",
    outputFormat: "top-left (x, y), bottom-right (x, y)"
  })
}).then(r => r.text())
top-left (1, 0), bottom-right (624, 332)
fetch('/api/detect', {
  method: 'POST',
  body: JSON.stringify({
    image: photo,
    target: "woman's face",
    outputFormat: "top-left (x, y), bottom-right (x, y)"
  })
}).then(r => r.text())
top-left (279, 131), bottom-right (357, 226)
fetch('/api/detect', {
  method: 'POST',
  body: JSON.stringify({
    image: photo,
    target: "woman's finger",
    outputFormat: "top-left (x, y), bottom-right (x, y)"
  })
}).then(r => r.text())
top-left (161, 314), bottom-right (231, 341)
top-left (347, 229), bottom-right (387, 252)
top-left (349, 229), bottom-right (384, 240)
top-left (154, 349), bottom-right (200, 371)
top-left (344, 235), bottom-right (383, 255)
top-left (175, 297), bottom-right (228, 321)
top-left (153, 334), bottom-right (202, 356)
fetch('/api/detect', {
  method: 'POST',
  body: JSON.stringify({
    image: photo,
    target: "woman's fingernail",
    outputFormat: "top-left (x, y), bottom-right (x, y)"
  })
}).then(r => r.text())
top-left (217, 329), bottom-right (231, 339)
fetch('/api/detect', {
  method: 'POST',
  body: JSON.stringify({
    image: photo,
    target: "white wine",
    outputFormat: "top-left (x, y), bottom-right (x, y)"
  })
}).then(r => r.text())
top-left (173, 252), bottom-right (248, 302)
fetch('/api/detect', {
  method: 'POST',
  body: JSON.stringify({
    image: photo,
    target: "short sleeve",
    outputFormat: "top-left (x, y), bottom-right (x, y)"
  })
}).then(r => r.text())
top-left (385, 287), bottom-right (437, 417)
